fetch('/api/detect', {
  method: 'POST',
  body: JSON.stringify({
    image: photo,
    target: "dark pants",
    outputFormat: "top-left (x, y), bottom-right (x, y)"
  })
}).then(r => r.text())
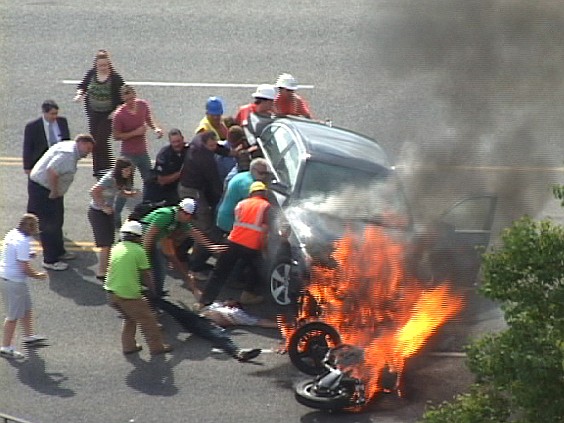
top-left (149, 243), bottom-right (168, 298)
top-left (142, 176), bottom-right (179, 206)
top-left (178, 186), bottom-right (217, 271)
top-left (27, 180), bottom-right (65, 264)
top-left (88, 110), bottom-right (115, 177)
top-left (154, 298), bottom-right (238, 356)
top-left (200, 241), bottom-right (263, 306)
top-left (189, 226), bottom-right (225, 272)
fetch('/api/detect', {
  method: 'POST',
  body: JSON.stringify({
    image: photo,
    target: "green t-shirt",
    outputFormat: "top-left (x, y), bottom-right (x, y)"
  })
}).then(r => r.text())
top-left (141, 206), bottom-right (192, 242)
top-left (104, 241), bottom-right (150, 299)
top-left (87, 79), bottom-right (113, 112)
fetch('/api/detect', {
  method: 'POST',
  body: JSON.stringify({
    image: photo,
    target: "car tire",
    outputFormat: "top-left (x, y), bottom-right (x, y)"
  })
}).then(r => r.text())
top-left (269, 258), bottom-right (293, 306)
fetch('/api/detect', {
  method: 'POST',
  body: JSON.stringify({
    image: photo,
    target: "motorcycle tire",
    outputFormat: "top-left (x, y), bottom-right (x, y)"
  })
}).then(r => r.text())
top-left (288, 322), bottom-right (341, 375)
top-left (295, 380), bottom-right (353, 411)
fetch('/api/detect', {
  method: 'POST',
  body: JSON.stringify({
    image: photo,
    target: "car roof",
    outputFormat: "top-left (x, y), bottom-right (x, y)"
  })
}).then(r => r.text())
top-left (274, 117), bottom-right (392, 171)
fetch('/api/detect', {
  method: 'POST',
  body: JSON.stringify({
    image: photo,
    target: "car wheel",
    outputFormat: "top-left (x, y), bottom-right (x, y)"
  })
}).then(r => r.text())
top-left (270, 259), bottom-right (292, 306)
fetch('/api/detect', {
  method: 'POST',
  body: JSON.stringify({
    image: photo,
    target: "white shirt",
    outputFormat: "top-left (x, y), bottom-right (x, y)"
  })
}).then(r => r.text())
top-left (0, 228), bottom-right (32, 283)
top-left (30, 141), bottom-right (80, 195)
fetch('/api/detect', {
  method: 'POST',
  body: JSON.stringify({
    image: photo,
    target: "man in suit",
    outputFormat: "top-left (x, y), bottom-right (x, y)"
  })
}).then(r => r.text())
top-left (23, 100), bottom-right (71, 174)
top-left (23, 100), bottom-right (71, 212)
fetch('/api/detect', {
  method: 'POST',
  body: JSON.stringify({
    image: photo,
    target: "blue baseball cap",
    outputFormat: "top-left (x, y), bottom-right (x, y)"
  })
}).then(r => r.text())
top-left (206, 96), bottom-right (224, 115)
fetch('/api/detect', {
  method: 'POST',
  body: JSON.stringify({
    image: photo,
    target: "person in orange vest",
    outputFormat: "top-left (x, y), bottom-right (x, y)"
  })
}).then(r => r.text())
top-left (195, 181), bottom-right (270, 309)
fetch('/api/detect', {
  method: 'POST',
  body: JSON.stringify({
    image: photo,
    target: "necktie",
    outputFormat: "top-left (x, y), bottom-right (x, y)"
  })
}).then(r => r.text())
top-left (48, 122), bottom-right (57, 146)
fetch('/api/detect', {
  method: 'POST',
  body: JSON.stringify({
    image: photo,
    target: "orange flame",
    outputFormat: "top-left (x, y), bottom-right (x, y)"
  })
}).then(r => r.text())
top-left (282, 225), bottom-right (464, 402)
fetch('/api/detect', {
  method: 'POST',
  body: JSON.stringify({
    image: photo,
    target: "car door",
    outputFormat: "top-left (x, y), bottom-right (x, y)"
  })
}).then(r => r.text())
top-left (258, 123), bottom-right (308, 305)
top-left (428, 194), bottom-right (498, 286)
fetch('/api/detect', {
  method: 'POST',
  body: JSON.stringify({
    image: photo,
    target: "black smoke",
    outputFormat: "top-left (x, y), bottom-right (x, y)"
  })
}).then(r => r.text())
top-left (370, 0), bottom-right (564, 226)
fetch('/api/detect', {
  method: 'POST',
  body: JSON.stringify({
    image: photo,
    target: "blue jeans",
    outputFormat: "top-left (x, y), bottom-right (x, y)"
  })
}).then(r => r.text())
top-left (114, 152), bottom-right (152, 225)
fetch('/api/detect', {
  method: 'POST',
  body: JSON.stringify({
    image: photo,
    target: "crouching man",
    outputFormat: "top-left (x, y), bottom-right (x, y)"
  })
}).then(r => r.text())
top-left (104, 221), bottom-right (172, 356)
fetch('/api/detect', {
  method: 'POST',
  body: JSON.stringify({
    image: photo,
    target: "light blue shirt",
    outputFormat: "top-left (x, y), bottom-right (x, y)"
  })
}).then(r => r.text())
top-left (30, 141), bottom-right (81, 195)
top-left (43, 117), bottom-right (62, 146)
top-left (216, 171), bottom-right (254, 232)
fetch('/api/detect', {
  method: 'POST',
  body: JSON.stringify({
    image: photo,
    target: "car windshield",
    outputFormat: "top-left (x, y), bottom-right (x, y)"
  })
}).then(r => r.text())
top-left (296, 160), bottom-right (411, 228)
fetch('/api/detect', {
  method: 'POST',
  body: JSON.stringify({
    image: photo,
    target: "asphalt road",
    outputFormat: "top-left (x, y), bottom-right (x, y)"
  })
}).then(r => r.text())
top-left (1, 1), bottom-right (564, 422)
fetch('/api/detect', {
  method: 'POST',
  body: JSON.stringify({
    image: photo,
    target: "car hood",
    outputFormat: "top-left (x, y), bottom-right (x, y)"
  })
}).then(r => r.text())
top-left (281, 185), bottom-right (412, 264)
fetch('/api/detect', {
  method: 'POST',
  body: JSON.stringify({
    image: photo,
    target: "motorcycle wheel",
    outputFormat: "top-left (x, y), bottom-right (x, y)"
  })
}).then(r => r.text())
top-left (295, 380), bottom-right (353, 411)
top-left (288, 322), bottom-right (341, 375)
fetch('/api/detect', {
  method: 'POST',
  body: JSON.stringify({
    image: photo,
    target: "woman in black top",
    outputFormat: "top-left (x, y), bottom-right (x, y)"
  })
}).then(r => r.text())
top-left (74, 49), bottom-right (125, 178)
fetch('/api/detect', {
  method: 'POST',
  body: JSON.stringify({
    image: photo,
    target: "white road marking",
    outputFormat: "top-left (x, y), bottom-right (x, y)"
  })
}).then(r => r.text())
top-left (3, 156), bottom-right (563, 173)
top-left (62, 80), bottom-right (315, 89)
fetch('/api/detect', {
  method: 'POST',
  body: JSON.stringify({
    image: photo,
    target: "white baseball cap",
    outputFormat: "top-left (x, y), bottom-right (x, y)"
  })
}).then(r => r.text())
top-left (252, 84), bottom-right (276, 100)
top-left (120, 220), bottom-right (143, 236)
top-left (179, 198), bottom-right (196, 214)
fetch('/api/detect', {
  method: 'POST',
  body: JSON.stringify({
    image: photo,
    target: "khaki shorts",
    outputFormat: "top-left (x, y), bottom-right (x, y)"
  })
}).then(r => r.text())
top-left (1, 279), bottom-right (32, 320)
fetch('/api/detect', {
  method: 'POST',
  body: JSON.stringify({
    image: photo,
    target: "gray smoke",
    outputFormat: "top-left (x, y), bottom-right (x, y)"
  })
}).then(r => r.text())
top-left (369, 0), bottom-right (564, 227)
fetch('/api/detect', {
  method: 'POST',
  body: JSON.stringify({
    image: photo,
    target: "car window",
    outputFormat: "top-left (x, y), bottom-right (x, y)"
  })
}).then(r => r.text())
top-left (298, 161), bottom-right (410, 227)
top-left (275, 143), bottom-right (300, 189)
top-left (300, 161), bottom-right (381, 198)
top-left (441, 196), bottom-right (497, 231)
top-left (261, 126), bottom-right (294, 169)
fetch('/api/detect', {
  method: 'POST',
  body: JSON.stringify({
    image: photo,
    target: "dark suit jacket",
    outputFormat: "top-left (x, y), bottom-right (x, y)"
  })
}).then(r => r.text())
top-left (23, 116), bottom-right (70, 172)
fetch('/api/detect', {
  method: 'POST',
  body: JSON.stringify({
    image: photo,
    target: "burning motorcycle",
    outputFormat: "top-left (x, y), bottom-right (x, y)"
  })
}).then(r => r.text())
top-left (280, 224), bottom-right (464, 412)
top-left (294, 343), bottom-right (367, 411)
top-left (285, 297), bottom-right (402, 412)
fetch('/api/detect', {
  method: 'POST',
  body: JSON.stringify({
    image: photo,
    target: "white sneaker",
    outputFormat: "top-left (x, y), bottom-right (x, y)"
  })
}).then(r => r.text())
top-left (43, 261), bottom-right (69, 271)
top-left (0, 347), bottom-right (25, 359)
top-left (22, 334), bottom-right (48, 343)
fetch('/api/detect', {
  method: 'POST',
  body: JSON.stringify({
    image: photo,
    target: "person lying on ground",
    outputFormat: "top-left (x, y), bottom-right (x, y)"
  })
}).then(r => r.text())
top-left (152, 297), bottom-right (262, 362)
top-left (200, 300), bottom-right (277, 328)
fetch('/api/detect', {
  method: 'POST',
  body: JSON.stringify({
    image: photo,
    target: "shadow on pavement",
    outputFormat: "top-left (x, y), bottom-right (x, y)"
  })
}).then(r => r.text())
top-left (46, 254), bottom-right (107, 307)
top-left (300, 409), bottom-right (375, 423)
top-left (10, 348), bottom-right (75, 398)
top-left (125, 354), bottom-right (178, 396)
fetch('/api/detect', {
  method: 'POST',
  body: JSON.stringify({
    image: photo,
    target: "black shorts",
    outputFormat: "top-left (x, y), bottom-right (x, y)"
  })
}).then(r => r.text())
top-left (88, 207), bottom-right (115, 247)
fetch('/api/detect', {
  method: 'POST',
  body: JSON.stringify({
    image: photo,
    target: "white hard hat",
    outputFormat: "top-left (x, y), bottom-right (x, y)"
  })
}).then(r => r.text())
top-left (275, 73), bottom-right (299, 90)
top-left (120, 220), bottom-right (143, 236)
top-left (179, 198), bottom-right (196, 214)
top-left (252, 84), bottom-right (276, 100)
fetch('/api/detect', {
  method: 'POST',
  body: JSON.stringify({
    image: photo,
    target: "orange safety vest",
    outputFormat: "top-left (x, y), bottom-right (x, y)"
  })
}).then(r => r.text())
top-left (229, 196), bottom-right (270, 250)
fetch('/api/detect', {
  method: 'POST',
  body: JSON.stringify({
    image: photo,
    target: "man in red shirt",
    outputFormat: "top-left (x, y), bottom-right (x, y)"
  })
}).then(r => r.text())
top-left (234, 84), bottom-right (276, 126)
top-left (273, 73), bottom-right (312, 118)
top-left (112, 85), bottom-right (163, 225)
top-left (195, 181), bottom-right (270, 308)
